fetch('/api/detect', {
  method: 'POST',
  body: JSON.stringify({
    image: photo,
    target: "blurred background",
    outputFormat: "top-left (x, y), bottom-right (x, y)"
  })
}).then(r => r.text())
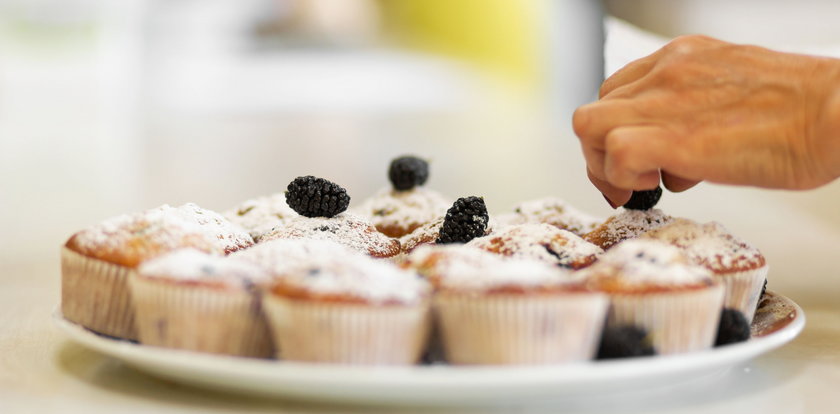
top-left (2, 0), bottom-right (839, 299)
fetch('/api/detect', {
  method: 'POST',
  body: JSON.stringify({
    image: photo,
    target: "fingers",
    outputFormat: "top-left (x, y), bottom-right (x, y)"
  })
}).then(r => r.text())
top-left (583, 124), bottom-right (700, 208)
top-left (603, 125), bottom-right (688, 190)
top-left (587, 168), bottom-right (632, 208)
top-left (573, 99), bottom-right (650, 148)
top-left (661, 172), bottom-right (700, 192)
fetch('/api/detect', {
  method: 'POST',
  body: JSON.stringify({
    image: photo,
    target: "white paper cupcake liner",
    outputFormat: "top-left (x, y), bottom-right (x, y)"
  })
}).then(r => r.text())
top-left (60, 247), bottom-right (137, 340)
top-left (433, 292), bottom-right (609, 365)
top-left (715, 265), bottom-right (769, 324)
top-left (607, 285), bottom-right (725, 355)
top-left (129, 277), bottom-right (274, 358)
top-left (262, 295), bottom-right (430, 365)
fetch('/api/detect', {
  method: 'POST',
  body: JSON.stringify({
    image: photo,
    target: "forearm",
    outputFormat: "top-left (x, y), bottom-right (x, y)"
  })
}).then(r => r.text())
top-left (812, 58), bottom-right (840, 182)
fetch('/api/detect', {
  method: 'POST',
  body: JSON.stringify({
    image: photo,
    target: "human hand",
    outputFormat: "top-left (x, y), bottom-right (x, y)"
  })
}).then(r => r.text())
top-left (573, 35), bottom-right (840, 208)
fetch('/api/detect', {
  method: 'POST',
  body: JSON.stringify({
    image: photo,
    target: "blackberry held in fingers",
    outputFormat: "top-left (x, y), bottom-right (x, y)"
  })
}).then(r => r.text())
top-left (285, 176), bottom-right (351, 218)
top-left (623, 186), bottom-right (663, 210)
top-left (436, 196), bottom-right (489, 244)
top-left (389, 156), bottom-right (429, 191)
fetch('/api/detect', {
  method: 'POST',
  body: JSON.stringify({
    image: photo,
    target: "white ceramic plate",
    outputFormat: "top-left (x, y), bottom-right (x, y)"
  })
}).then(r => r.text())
top-left (54, 292), bottom-right (804, 406)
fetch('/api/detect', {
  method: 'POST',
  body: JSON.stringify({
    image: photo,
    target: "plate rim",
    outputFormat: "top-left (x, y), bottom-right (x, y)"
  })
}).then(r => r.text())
top-left (53, 291), bottom-right (805, 402)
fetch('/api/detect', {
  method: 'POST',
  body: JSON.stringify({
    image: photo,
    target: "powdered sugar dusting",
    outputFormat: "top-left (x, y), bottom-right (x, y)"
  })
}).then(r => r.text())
top-left (467, 223), bottom-right (603, 269)
top-left (641, 218), bottom-right (766, 272)
top-left (404, 245), bottom-right (577, 291)
top-left (274, 248), bottom-right (431, 305)
top-left (490, 212), bottom-right (525, 229)
top-left (138, 249), bottom-right (271, 288)
top-left (584, 208), bottom-right (672, 249)
top-left (233, 239), bottom-right (361, 276)
top-left (224, 193), bottom-right (296, 239)
top-left (256, 213), bottom-right (400, 258)
top-left (68, 204), bottom-right (252, 265)
top-left (583, 239), bottom-right (713, 286)
top-left (174, 203), bottom-right (254, 253)
top-left (353, 187), bottom-right (450, 237)
top-left (513, 197), bottom-right (603, 235)
top-left (399, 216), bottom-right (444, 253)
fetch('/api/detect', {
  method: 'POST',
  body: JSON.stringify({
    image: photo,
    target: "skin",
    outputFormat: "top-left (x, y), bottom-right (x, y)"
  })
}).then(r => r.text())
top-left (573, 35), bottom-right (840, 208)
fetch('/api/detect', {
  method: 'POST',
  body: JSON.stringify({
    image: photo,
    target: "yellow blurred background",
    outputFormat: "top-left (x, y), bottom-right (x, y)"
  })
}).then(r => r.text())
top-left (0, 0), bottom-right (838, 307)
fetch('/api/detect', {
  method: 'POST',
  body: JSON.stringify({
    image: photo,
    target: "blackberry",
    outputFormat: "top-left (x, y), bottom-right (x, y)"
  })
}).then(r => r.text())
top-left (285, 176), bottom-right (350, 218)
top-left (388, 156), bottom-right (429, 191)
top-left (623, 186), bottom-right (663, 210)
top-left (715, 308), bottom-right (751, 346)
top-left (596, 325), bottom-right (656, 359)
top-left (436, 196), bottom-right (489, 244)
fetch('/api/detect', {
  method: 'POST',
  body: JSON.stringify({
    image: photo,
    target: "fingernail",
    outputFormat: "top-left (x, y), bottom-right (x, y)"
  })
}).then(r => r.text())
top-left (603, 194), bottom-right (618, 209)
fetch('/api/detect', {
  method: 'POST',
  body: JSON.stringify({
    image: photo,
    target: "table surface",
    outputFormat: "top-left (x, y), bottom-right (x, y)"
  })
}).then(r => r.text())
top-left (2, 189), bottom-right (840, 414)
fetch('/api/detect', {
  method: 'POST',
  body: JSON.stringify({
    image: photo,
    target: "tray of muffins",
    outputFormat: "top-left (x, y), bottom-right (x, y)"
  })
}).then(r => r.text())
top-left (56, 156), bottom-right (804, 405)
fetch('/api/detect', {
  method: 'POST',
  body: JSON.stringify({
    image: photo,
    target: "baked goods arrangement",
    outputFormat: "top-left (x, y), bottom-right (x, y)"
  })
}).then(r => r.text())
top-left (60, 155), bottom-right (768, 365)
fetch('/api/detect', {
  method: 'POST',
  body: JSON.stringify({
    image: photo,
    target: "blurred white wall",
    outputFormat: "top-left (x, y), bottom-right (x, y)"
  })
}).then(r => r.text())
top-left (605, 0), bottom-right (840, 48)
top-left (0, 0), bottom-right (610, 268)
top-left (3, 0), bottom-right (838, 272)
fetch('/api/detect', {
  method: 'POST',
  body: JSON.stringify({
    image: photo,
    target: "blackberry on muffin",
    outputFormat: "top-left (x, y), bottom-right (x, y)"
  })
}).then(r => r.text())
top-left (437, 196), bottom-right (489, 244)
top-left (389, 156), bottom-right (430, 191)
top-left (354, 156), bottom-right (450, 238)
top-left (285, 176), bottom-right (350, 218)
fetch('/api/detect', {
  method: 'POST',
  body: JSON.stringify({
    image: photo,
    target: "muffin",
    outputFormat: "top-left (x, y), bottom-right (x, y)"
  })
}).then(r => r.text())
top-left (256, 213), bottom-right (401, 258)
top-left (582, 239), bottom-right (725, 355)
top-left (398, 196), bottom-right (490, 254)
top-left (261, 251), bottom-right (432, 364)
top-left (354, 187), bottom-right (451, 238)
top-left (583, 208), bottom-right (673, 250)
top-left (641, 218), bottom-right (768, 323)
top-left (467, 223), bottom-right (603, 269)
top-left (508, 197), bottom-right (603, 236)
top-left (62, 203), bottom-right (253, 339)
top-left (353, 156), bottom-right (451, 238)
top-left (399, 216), bottom-right (445, 254)
top-left (131, 249), bottom-right (274, 357)
top-left (232, 238), bottom-right (362, 276)
top-left (224, 193), bottom-right (297, 239)
top-left (256, 176), bottom-right (401, 258)
top-left (407, 245), bottom-right (608, 365)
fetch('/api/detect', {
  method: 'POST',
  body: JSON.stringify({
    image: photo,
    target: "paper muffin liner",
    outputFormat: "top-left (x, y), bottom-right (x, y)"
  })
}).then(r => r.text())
top-left (262, 296), bottom-right (431, 365)
top-left (607, 284), bottom-right (725, 355)
top-left (433, 292), bottom-right (609, 365)
top-left (715, 265), bottom-right (769, 324)
top-left (129, 277), bottom-right (274, 358)
top-left (60, 247), bottom-right (137, 340)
